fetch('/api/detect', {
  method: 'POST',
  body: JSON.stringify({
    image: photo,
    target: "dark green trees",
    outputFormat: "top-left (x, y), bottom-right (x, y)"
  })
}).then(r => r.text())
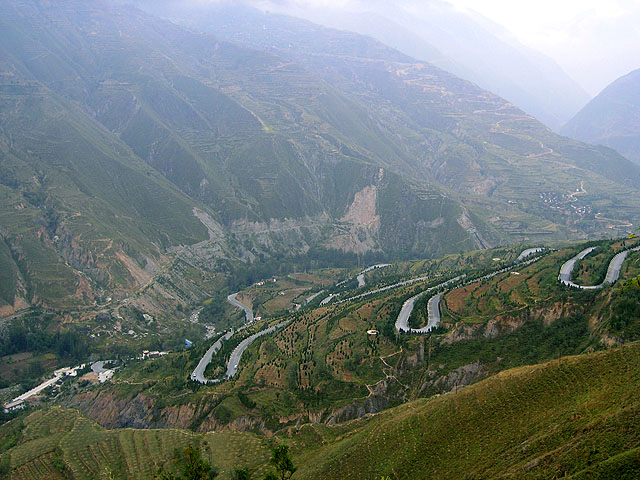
top-left (157, 445), bottom-right (218, 480)
top-left (231, 467), bottom-right (251, 480)
top-left (264, 445), bottom-right (296, 480)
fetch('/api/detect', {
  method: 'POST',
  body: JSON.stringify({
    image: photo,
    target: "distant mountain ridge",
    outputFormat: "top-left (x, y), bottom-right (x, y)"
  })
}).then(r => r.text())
top-left (0, 0), bottom-right (485, 311)
top-left (0, 0), bottom-right (639, 312)
top-left (562, 68), bottom-right (640, 165)
top-left (143, 3), bottom-right (640, 225)
top-left (234, 0), bottom-right (590, 130)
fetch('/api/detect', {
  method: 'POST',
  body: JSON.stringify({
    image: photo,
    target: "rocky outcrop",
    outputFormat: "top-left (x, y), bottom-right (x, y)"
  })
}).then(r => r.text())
top-left (56, 229), bottom-right (97, 279)
top-left (68, 390), bottom-right (268, 433)
top-left (419, 361), bottom-right (485, 395)
top-left (443, 302), bottom-right (579, 345)
top-left (69, 391), bottom-right (160, 429)
top-left (325, 392), bottom-right (389, 424)
top-left (441, 322), bottom-right (482, 344)
top-left (332, 185), bottom-right (381, 254)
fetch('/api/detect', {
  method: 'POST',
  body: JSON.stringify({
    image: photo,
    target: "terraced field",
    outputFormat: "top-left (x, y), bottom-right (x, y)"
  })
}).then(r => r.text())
top-left (77, 238), bottom-right (640, 439)
top-left (1, 407), bottom-right (271, 480)
top-left (5, 341), bottom-right (640, 479)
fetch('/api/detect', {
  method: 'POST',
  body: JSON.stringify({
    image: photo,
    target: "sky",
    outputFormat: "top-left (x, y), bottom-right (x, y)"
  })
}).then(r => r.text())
top-left (249, 0), bottom-right (640, 96)
top-left (448, 0), bottom-right (640, 95)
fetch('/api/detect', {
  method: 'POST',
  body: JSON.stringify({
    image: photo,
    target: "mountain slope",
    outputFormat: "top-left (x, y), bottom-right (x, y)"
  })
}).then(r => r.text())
top-left (236, 0), bottom-right (590, 130)
top-left (3, 341), bottom-right (640, 479)
top-left (1, 0), bottom-right (639, 314)
top-left (0, 74), bottom-right (209, 310)
top-left (0, 0), bottom-right (488, 311)
top-left (144, 2), bottom-right (640, 240)
top-left (298, 342), bottom-right (640, 479)
top-left (562, 68), bottom-right (640, 165)
top-left (66, 239), bottom-right (640, 438)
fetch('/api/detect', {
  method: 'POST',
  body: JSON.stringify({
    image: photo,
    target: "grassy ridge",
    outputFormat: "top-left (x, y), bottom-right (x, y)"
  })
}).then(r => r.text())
top-left (1, 407), bottom-right (271, 480)
top-left (296, 342), bottom-right (640, 479)
top-left (3, 342), bottom-right (640, 479)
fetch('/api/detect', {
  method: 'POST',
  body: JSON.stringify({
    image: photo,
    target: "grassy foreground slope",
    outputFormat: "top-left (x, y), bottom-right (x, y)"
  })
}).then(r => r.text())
top-left (3, 342), bottom-right (640, 479)
top-left (0, 407), bottom-right (272, 480)
top-left (297, 342), bottom-right (640, 479)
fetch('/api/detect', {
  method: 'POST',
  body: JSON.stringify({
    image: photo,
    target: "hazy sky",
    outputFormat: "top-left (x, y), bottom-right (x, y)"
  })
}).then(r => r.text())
top-left (448, 0), bottom-right (640, 95)
top-left (249, 0), bottom-right (640, 96)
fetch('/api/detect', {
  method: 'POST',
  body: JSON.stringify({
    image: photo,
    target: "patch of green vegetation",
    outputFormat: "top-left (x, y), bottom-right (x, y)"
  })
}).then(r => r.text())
top-left (609, 281), bottom-right (640, 341)
top-left (0, 406), bottom-right (270, 480)
top-left (572, 242), bottom-right (616, 286)
top-left (0, 240), bottom-right (18, 306)
top-left (422, 313), bottom-right (593, 396)
top-left (297, 342), bottom-right (640, 479)
top-left (5, 342), bottom-right (640, 479)
top-left (0, 417), bottom-right (24, 454)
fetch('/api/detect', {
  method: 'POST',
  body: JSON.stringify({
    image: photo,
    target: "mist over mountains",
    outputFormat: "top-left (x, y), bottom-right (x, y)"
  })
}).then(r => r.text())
top-left (227, 0), bottom-right (590, 130)
top-left (563, 68), bottom-right (640, 165)
top-left (1, 0), bottom-right (639, 312)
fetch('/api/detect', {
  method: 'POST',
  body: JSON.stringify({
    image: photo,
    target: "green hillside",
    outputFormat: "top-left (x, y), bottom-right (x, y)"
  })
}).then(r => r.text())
top-left (0, 0), bottom-right (494, 314)
top-left (3, 1), bottom-right (640, 423)
top-left (61, 238), bottom-right (640, 438)
top-left (1, 0), bottom-right (640, 315)
top-left (297, 341), bottom-right (640, 479)
top-left (0, 406), bottom-right (273, 479)
top-left (0, 82), bottom-right (209, 309)
top-left (3, 341), bottom-right (640, 479)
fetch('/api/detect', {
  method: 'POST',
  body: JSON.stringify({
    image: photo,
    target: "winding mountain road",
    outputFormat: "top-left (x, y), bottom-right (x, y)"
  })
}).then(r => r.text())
top-left (339, 273), bottom-right (439, 306)
top-left (191, 331), bottom-right (234, 384)
top-left (426, 294), bottom-right (443, 332)
top-left (225, 320), bottom-right (291, 378)
top-left (320, 294), bottom-right (338, 305)
top-left (227, 293), bottom-right (254, 323)
top-left (191, 288), bottom-right (290, 384)
top-left (559, 246), bottom-right (640, 290)
top-left (195, 249), bottom-right (552, 383)
top-left (321, 264), bottom-right (392, 305)
top-left (395, 275), bottom-right (465, 333)
top-left (357, 264), bottom-right (391, 288)
top-left (396, 248), bottom-right (546, 334)
top-left (518, 248), bottom-right (543, 262)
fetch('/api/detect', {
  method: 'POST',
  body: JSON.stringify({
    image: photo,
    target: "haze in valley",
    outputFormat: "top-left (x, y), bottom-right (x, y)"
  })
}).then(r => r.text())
top-left (244, 0), bottom-right (640, 97)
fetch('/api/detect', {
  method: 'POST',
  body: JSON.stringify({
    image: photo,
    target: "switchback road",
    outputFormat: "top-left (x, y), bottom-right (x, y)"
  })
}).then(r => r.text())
top-left (558, 246), bottom-right (640, 290)
top-left (227, 293), bottom-right (254, 323)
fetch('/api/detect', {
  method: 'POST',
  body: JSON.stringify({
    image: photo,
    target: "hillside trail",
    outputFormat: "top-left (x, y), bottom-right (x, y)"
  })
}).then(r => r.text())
top-left (474, 105), bottom-right (561, 162)
top-left (365, 349), bottom-right (406, 396)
